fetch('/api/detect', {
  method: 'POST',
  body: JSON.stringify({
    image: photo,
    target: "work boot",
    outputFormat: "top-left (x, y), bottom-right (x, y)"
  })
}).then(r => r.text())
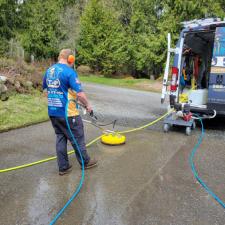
top-left (82, 159), bottom-right (98, 170)
top-left (59, 164), bottom-right (73, 176)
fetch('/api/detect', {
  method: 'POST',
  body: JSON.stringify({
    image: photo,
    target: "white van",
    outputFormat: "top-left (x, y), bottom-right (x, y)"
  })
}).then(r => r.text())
top-left (161, 18), bottom-right (225, 116)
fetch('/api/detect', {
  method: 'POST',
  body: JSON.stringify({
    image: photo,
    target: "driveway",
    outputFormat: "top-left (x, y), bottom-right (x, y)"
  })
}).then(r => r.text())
top-left (0, 83), bottom-right (225, 225)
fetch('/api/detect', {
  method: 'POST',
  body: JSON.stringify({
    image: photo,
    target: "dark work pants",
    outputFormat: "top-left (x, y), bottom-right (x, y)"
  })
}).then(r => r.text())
top-left (50, 115), bottom-right (90, 171)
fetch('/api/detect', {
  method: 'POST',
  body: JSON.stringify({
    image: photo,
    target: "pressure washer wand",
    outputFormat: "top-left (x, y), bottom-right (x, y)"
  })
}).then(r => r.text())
top-left (76, 100), bottom-right (117, 130)
top-left (77, 104), bottom-right (116, 134)
top-left (82, 116), bottom-right (116, 134)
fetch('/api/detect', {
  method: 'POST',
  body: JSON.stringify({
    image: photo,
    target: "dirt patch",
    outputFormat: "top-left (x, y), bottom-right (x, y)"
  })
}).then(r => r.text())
top-left (0, 58), bottom-right (51, 94)
top-left (77, 65), bottom-right (93, 74)
top-left (134, 80), bottom-right (162, 93)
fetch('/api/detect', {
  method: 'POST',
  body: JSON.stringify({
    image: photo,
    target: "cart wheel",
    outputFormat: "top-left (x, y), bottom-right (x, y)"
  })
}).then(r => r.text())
top-left (163, 124), bottom-right (170, 133)
top-left (192, 121), bottom-right (196, 130)
top-left (186, 127), bottom-right (191, 136)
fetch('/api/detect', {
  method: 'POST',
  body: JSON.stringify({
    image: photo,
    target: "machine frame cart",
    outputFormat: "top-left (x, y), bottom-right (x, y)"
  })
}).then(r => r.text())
top-left (163, 112), bottom-right (196, 135)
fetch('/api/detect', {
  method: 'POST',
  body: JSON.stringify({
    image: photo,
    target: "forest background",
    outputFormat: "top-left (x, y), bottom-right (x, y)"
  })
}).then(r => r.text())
top-left (1, 0), bottom-right (225, 78)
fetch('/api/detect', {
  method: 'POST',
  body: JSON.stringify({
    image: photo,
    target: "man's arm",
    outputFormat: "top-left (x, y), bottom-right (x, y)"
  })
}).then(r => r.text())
top-left (42, 72), bottom-right (47, 90)
top-left (69, 70), bottom-right (92, 112)
top-left (77, 92), bottom-right (92, 112)
top-left (42, 72), bottom-right (48, 99)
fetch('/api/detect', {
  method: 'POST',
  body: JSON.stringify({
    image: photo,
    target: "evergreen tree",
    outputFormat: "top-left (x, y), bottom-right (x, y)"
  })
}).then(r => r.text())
top-left (159, 0), bottom-right (225, 44)
top-left (0, 0), bottom-right (20, 54)
top-left (126, 0), bottom-right (162, 77)
top-left (1, 0), bottom-right (225, 77)
top-left (78, 0), bottom-right (128, 75)
top-left (20, 0), bottom-right (66, 59)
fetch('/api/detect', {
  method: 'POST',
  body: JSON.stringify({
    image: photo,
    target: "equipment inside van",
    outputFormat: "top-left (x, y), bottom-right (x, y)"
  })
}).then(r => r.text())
top-left (161, 18), bottom-right (225, 116)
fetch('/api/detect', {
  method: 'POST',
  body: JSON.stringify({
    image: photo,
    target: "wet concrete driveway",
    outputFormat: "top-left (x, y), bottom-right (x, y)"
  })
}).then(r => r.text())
top-left (1, 83), bottom-right (225, 225)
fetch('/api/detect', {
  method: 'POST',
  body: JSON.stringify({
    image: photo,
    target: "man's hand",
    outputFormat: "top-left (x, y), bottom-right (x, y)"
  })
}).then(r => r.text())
top-left (86, 104), bottom-right (92, 113)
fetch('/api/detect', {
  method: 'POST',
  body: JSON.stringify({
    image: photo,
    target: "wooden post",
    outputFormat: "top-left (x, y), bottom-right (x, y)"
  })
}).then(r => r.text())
top-left (31, 54), bottom-right (34, 63)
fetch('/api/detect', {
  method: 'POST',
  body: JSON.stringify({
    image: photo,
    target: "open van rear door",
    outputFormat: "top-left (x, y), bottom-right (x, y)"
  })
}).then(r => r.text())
top-left (161, 33), bottom-right (172, 104)
top-left (161, 33), bottom-right (184, 105)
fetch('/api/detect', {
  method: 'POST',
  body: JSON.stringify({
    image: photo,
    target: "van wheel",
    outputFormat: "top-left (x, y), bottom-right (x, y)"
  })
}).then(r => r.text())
top-left (163, 124), bottom-right (170, 133)
top-left (186, 127), bottom-right (191, 136)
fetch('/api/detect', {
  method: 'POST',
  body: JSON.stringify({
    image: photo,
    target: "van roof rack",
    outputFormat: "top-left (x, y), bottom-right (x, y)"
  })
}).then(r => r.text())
top-left (181, 18), bottom-right (225, 29)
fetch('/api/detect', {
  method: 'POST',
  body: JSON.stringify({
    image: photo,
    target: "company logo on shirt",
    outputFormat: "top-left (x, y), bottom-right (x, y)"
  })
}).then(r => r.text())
top-left (47, 79), bottom-right (60, 88)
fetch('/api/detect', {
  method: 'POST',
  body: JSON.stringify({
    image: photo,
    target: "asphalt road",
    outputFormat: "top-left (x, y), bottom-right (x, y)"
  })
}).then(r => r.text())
top-left (0, 83), bottom-right (225, 225)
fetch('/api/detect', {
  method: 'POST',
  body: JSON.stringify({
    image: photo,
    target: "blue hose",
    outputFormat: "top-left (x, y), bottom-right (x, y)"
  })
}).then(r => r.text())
top-left (49, 111), bottom-right (225, 224)
top-left (49, 100), bottom-right (85, 225)
top-left (189, 116), bottom-right (225, 209)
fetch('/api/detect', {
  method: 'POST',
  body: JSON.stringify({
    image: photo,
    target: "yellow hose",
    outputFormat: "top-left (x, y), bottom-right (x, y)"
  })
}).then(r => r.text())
top-left (0, 135), bottom-right (102, 173)
top-left (0, 111), bottom-right (171, 173)
top-left (118, 111), bottom-right (171, 134)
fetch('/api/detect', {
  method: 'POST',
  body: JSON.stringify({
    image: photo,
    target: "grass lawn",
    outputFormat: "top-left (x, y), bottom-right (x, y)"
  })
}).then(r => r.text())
top-left (79, 75), bottom-right (161, 92)
top-left (80, 75), bottom-right (147, 86)
top-left (0, 92), bottom-right (48, 132)
top-left (0, 75), bottom-right (162, 132)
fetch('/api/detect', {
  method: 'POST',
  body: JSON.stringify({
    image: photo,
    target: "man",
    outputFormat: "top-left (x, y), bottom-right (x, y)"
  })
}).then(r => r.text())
top-left (43, 49), bottom-right (98, 175)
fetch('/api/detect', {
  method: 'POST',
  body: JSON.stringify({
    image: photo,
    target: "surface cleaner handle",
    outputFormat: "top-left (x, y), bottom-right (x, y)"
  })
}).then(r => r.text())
top-left (90, 110), bottom-right (94, 117)
top-left (89, 110), bottom-right (98, 120)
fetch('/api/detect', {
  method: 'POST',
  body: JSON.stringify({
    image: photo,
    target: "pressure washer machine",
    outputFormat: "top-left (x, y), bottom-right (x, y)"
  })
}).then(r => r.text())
top-left (163, 103), bottom-right (196, 135)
